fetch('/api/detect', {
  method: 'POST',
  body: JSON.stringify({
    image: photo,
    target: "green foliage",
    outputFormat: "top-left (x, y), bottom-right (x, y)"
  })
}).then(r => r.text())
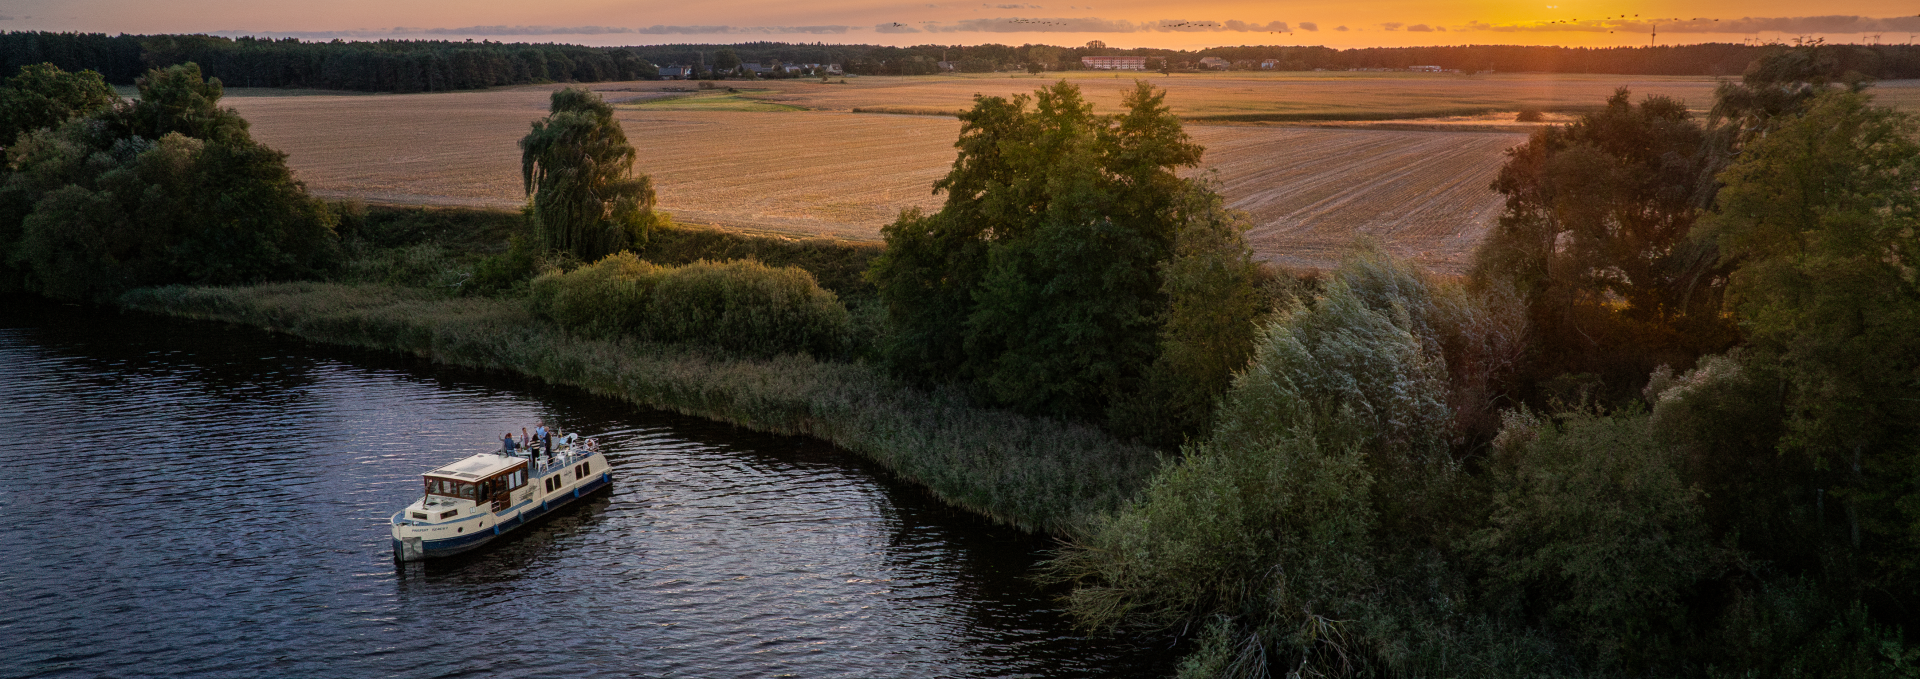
top-left (1471, 87), bottom-right (1736, 403)
top-left (529, 252), bottom-right (852, 357)
top-left (1705, 581), bottom-right (1917, 679)
top-left (636, 221), bottom-right (883, 298)
top-left (1702, 89), bottom-right (1920, 585)
top-left (1713, 45), bottom-right (1874, 137)
top-left (120, 281), bottom-right (1158, 535)
top-left (520, 87), bottom-right (660, 261)
top-left (0, 62), bottom-right (116, 146)
top-left (869, 80), bottom-right (1219, 424)
top-left (1050, 248), bottom-right (1458, 674)
top-left (0, 63), bottom-right (337, 301)
top-left (1111, 185), bottom-right (1266, 446)
top-left (121, 62), bottom-right (250, 143)
top-left (1472, 407), bottom-right (1727, 666)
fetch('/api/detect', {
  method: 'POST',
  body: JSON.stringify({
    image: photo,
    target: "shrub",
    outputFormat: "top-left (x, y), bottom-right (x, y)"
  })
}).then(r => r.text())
top-left (1471, 407), bottom-right (1727, 666)
top-left (529, 252), bottom-right (851, 357)
top-left (1050, 247), bottom-right (1457, 673)
top-left (1515, 107), bottom-right (1545, 122)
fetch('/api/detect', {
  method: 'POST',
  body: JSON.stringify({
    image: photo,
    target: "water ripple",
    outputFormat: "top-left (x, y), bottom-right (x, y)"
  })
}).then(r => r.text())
top-left (0, 306), bottom-right (1171, 679)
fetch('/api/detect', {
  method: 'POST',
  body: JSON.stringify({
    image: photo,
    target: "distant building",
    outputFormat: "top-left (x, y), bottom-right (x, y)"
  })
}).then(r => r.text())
top-left (1198, 57), bottom-right (1231, 70)
top-left (1081, 56), bottom-right (1147, 70)
top-left (658, 65), bottom-right (693, 79)
top-left (1261, 59), bottom-right (1279, 69)
top-left (937, 60), bottom-right (958, 72)
top-left (1409, 65), bottom-right (1444, 72)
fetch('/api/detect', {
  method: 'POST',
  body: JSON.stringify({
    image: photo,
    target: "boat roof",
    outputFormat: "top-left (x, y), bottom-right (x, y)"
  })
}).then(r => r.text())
top-left (425, 453), bottom-right (524, 481)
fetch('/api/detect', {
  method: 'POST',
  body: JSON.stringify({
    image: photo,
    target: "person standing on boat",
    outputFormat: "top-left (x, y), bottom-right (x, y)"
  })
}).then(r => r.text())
top-left (537, 423), bottom-right (552, 456)
top-left (501, 433), bottom-right (519, 455)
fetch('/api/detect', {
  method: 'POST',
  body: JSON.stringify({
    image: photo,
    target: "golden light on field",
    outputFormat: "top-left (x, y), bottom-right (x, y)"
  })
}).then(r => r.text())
top-left (218, 74), bottom-right (1767, 273)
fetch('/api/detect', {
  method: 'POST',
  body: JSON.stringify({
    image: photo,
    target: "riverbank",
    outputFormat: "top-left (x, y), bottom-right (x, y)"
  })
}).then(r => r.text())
top-left (119, 282), bottom-right (1159, 535)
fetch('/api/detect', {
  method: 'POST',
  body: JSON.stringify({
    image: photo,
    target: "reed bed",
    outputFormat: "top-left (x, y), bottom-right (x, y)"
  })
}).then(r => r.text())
top-left (119, 282), bottom-right (1158, 534)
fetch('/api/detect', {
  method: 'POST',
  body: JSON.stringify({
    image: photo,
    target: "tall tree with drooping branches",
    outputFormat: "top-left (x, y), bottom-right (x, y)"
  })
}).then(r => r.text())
top-left (520, 87), bottom-right (660, 261)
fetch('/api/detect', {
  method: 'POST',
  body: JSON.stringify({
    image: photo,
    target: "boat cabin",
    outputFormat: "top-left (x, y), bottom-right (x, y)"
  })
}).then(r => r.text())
top-left (413, 454), bottom-right (529, 518)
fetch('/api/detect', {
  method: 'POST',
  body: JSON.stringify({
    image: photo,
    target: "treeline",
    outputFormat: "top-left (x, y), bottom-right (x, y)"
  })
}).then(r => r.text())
top-left (14, 30), bottom-right (1920, 89)
top-left (636, 40), bottom-right (1920, 78)
top-left (0, 32), bottom-right (656, 92)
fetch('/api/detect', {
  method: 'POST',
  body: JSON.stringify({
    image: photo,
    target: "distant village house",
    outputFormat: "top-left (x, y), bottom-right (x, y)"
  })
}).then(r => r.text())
top-left (1409, 65), bottom-right (1444, 72)
top-left (1081, 56), bottom-right (1147, 70)
top-left (658, 65), bottom-right (693, 79)
top-left (1198, 57), bottom-right (1231, 70)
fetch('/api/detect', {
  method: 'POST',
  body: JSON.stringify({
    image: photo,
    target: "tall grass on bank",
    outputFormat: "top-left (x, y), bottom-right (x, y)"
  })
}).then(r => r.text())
top-left (119, 282), bottom-right (1158, 534)
top-left (529, 254), bottom-right (852, 357)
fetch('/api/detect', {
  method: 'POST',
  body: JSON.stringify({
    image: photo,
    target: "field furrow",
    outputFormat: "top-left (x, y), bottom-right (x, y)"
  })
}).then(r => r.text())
top-left (232, 82), bottom-right (1530, 272)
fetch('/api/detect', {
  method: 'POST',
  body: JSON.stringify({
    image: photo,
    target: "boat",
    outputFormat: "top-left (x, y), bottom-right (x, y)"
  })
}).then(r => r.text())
top-left (390, 434), bottom-right (612, 561)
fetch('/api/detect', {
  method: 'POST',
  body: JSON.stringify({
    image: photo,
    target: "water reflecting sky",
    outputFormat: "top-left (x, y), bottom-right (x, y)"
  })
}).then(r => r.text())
top-left (0, 300), bottom-right (1173, 678)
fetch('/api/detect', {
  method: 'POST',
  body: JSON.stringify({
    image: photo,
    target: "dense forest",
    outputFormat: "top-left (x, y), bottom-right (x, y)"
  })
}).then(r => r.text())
top-left (0, 32), bottom-right (657, 91)
top-left (11, 30), bottom-right (1920, 90)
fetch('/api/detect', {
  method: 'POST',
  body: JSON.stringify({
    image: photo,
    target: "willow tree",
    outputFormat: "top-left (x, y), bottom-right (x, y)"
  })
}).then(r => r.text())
top-left (519, 87), bottom-right (659, 261)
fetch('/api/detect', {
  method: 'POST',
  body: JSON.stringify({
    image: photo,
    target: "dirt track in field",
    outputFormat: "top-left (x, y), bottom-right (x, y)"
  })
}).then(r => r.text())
top-left (230, 82), bottom-right (1524, 273)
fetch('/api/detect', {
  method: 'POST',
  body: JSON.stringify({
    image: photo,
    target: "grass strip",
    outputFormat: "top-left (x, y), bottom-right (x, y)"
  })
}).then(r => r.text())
top-left (119, 282), bottom-right (1157, 534)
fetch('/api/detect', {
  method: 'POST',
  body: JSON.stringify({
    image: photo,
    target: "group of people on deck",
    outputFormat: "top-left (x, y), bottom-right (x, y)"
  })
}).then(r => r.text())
top-left (500, 422), bottom-right (558, 460)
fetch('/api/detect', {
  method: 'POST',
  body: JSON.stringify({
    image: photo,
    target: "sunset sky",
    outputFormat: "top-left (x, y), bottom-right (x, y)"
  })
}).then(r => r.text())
top-left (5, 0), bottom-right (1919, 50)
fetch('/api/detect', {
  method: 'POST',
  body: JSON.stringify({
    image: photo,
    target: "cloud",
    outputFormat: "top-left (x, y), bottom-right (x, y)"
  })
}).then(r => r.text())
top-left (876, 22), bottom-right (923, 33)
top-left (918, 17), bottom-right (1301, 33)
top-left (1299, 22), bottom-right (1318, 31)
top-left (1334, 25), bottom-right (1349, 31)
top-left (632, 25), bottom-right (854, 34)
top-left (218, 24), bottom-right (859, 39)
top-left (1460, 15), bottom-right (1920, 35)
top-left (0, 15), bottom-right (12, 21)
top-left (1406, 24), bottom-right (1433, 32)
top-left (1223, 20), bottom-right (1290, 32)
top-left (1381, 22), bottom-right (1402, 31)
top-left (921, 16), bottom-right (1138, 32)
top-left (995, 4), bottom-right (1042, 8)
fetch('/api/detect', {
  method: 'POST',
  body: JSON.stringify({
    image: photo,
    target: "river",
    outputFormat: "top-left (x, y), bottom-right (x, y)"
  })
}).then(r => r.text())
top-left (0, 300), bottom-right (1172, 678)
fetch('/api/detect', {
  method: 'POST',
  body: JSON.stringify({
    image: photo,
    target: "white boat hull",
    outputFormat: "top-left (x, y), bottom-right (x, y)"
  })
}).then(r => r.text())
top-left (390, 447), bottom-right (613, 561)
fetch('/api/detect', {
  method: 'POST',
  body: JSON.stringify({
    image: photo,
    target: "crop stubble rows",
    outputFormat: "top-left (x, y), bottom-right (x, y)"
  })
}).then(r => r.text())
top-left (232, 82), bottom-right (1527, 272)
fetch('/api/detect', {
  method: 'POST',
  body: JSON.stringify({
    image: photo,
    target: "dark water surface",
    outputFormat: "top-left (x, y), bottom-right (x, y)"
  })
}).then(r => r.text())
top-left (0, 301), bottom-right (1172, 678)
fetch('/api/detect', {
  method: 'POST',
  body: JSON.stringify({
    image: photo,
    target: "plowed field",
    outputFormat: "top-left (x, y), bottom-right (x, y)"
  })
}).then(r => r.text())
top-left (230, 80), bottom-right (1534, 272)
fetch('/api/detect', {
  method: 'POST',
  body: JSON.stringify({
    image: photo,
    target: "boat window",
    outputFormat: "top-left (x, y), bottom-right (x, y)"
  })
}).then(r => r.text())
top-left (410, 512), bottom-right (427, 520)
top-left (460, 483), bottom-right (476, 499)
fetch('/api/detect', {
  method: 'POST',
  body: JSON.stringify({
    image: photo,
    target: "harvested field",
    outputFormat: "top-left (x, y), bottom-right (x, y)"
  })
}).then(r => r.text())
top-left (758, 71), bottom-right (1730, 122)
top-left (231, 83), bottom-right (1522, 272)
top-left (1187, 126), bottom-right (1517, 274)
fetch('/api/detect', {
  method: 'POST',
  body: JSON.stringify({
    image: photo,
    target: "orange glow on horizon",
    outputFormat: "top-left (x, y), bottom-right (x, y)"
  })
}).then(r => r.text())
top-left (6, 0), bottom-right (1917, 49)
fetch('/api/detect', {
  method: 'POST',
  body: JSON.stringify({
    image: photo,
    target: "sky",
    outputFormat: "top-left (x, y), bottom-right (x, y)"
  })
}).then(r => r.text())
top-left (6, 0), bottom-right (1920, 50)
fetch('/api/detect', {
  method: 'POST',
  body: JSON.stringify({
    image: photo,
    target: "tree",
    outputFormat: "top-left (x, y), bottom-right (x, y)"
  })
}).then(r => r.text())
top-left (712, 48), bottom-right (741, 76)
top-left (0, 62), bottom-right (117, 147)
top-left (519, 87), bottom-right (660, 261)
top-left (1700, 90), bottom-right (1920, 584)
top-left (1, 64), bottom-right (338, 300)
top-left (1470, 88), bottom-right (1735, 402)
top-left (870, 80), bottom-right (1219, 423)
top-left (118, 62), bottom-right (250, 143)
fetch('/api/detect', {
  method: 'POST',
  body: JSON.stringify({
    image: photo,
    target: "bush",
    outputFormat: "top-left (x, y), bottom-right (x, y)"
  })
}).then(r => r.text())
top-left (1471, 407), bottom-right (1727, 667)
top-left (1050, 247), bottom-right (1458, 673)
top-left (529, 252), bottom-right (851, 357)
